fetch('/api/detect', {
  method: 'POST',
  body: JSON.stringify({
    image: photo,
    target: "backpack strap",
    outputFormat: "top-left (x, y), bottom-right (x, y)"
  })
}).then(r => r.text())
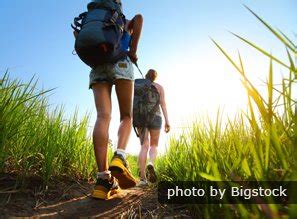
top-left (71, 12), bottom-right (87, 32)
top-left (133, 126), bottom-right (139, 137)
top-left (134, 63), bottom-right (144, 79)
top-left (133, 126), bottom-right (148, 145)
top-left (103, 11), bottom-right (124, 33)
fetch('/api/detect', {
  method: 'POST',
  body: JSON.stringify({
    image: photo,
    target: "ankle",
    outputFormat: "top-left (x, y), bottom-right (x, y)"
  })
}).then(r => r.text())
top-left (97, 170), bottom-right (111, 180)
top-left (115, 149), bottom-right (127, 160)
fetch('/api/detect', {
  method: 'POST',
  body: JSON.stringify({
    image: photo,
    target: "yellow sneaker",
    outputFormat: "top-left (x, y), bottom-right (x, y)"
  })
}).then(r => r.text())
top-left (92, 176), bottom-right (120, 200)
top-left (109, 152), bottom-right (137, 189)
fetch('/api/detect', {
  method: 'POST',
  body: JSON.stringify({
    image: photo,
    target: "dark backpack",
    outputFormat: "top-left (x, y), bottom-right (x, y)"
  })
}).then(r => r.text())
top-left (72, 0), bottom-right (126, 69)
top-left (133, 79), bottom-right (160, 136)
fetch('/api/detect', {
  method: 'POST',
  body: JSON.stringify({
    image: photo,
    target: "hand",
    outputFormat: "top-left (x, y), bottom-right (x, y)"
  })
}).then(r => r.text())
top-left (128, 51), bottom-right (138, 64)
top-left (165, 123), bottom-right (170, 133)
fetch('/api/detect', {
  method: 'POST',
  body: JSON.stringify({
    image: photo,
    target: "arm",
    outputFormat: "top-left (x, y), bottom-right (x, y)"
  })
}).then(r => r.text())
top-left (159, 85), bottom-right (170, 133)
top-left (127, 14), bottom-right (143, 63)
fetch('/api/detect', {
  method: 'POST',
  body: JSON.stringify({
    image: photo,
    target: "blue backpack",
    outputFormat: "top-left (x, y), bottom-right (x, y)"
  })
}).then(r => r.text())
top-left (72, 0), bottom-right (126, 69)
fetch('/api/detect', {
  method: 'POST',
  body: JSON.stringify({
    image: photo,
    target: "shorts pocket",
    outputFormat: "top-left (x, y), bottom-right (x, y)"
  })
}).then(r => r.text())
top-left (114, 58), bottom-right (134, 79)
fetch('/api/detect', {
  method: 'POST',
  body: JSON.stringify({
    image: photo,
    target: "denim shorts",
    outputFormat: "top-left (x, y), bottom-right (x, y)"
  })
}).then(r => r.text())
top-left (89, 57), bottom-right (134, 88)
top-left (133, 114), bottom-right (163, 130)
top-left (148, 115), bottom-right (162, 129)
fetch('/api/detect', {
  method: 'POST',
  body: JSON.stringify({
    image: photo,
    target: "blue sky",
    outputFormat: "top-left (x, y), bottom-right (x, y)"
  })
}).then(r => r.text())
top-left (0, 0), bottom-right (296, 154)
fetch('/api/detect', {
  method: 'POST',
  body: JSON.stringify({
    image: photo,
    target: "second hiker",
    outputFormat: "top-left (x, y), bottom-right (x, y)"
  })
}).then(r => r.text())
top-left (133, 69), bottom-right (170, 186)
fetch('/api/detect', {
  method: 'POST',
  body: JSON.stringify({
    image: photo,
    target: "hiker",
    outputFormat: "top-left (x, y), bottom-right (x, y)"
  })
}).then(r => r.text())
top-left (134, 69), bottom-right (170, 186)
top-left (72, 0), bottom-right (143, 199)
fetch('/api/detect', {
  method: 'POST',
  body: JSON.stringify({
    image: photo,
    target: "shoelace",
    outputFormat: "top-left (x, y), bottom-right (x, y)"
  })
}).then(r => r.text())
top-left (110, 177), bottom-right (119, 187)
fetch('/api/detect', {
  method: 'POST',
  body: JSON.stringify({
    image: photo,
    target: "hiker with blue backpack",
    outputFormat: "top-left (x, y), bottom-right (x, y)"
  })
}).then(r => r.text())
top-left (133, 69), bottom-right (170, 186)
top-left (72, 0), bottom-right (143, 199)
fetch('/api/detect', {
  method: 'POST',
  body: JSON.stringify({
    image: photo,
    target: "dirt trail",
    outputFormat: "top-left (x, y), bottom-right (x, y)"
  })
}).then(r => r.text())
top-left (0, 175), bottom-right (189, 218)
top-left (1, 186), bottom-right (156, 218)
top-left (31, 188), bottom-right (154, 218)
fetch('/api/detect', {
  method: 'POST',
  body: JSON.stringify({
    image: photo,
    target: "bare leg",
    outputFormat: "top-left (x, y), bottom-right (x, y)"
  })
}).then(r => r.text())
top-left (137, 128), bottom-right (149, 179)
top-left (149, 129), bottom-right (161, 164)
top-left (114, 79), bottom-right (134, 150)
top-left (108, 79), bottom-right (137, 189)
top-left (92, 83), bottom-right (112, 172)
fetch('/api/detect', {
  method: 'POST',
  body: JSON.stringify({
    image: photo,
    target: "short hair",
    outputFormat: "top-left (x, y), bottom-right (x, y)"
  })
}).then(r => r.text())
top-left (145, 69), bottom-right (158, 82)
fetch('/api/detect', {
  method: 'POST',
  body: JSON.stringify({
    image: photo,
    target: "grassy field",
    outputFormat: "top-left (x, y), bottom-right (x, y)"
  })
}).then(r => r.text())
top-left (0, 74), bottom-right (139, 183)
top-left (0, 74), bottom-right (95, 182)
top-left (156, 6), bottom-right (297, 218)
top-left (0, 6), bottom-right (296, 218)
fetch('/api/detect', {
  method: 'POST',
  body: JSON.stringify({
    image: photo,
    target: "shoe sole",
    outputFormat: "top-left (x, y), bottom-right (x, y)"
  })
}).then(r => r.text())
top-left (146, 165), bottom-right (157, 183)
top-left (92, 186), bottom-right (121, 200)
top-left (109, 158), bottom-right (137, 189)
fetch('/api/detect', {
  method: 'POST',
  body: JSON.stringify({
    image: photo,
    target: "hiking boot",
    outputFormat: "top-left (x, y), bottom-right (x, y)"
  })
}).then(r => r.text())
top-left (109, 152), bottom-right (137, 189)
top-left (146, 164), bottom-right (157, 183)
top-left (92, 176), bottom-right (120, 200)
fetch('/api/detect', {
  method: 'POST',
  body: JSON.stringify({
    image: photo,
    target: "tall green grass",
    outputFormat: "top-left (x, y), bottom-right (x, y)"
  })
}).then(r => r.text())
top-left (157, 6), bottom-right (296, 218)
top-left (0, 73), bottom-right (139, 185)
top-left (0, 74), bottom-right (96, 182)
